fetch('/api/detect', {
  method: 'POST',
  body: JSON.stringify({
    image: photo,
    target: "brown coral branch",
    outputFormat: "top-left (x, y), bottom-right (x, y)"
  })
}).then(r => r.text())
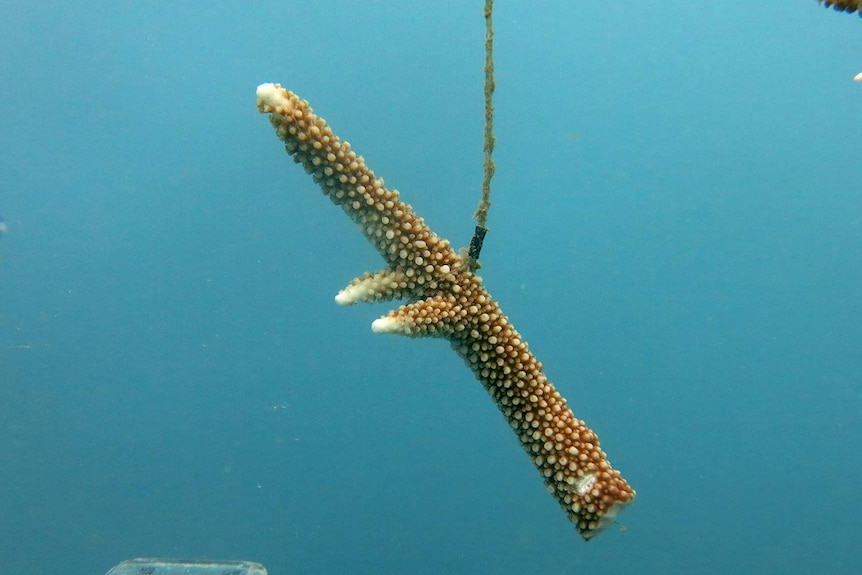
top-left (256, 83), bottom-right (635, 539)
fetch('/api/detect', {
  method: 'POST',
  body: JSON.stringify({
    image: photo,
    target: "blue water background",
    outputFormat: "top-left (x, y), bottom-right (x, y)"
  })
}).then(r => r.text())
top-left (1, 1), bottom-right (860, 574)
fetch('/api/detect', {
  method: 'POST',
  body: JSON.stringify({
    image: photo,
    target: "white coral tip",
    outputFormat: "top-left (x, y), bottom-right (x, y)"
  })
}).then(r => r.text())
top-left (334, 289), bottom-right (354, 306)
top-left (256, 83), bottom-right (286, 108)
top-left (371, 317), bottom-right (398, 334)
top-left (335, 282), bottom-right (370, 306)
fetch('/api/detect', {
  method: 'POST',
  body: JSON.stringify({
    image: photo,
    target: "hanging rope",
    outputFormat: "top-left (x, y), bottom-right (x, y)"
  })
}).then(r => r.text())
top-left (468, 0), bottom-right (495, 266)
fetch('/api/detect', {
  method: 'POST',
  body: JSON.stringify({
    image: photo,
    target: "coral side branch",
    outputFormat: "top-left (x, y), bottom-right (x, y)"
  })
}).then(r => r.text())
top-left (257, 82), bottom-right (635, 539)
top-left (335, 269), bottom-right (411, 306)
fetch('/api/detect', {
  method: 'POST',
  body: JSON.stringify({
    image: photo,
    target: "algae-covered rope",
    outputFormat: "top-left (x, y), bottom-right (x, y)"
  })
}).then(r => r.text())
top-left (469, 0), bottom-right (495, 266)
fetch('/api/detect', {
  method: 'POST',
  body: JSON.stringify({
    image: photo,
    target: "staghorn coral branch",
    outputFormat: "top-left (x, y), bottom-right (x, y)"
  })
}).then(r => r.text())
top-left (256, 83), bottom-right (634, 539)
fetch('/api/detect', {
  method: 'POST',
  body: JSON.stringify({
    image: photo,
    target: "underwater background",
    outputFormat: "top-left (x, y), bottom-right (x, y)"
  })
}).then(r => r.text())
top-left (1, 1), bottom-right (861, 574)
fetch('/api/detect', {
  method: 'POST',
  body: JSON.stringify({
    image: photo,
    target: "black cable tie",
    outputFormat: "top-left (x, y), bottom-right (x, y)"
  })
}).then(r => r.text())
top-left (468, 225), bottom-right (488, 262)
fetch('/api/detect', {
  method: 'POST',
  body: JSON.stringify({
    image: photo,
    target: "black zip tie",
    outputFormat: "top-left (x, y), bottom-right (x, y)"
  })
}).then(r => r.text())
top-left (468, 225), bottom-right (488, 262)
